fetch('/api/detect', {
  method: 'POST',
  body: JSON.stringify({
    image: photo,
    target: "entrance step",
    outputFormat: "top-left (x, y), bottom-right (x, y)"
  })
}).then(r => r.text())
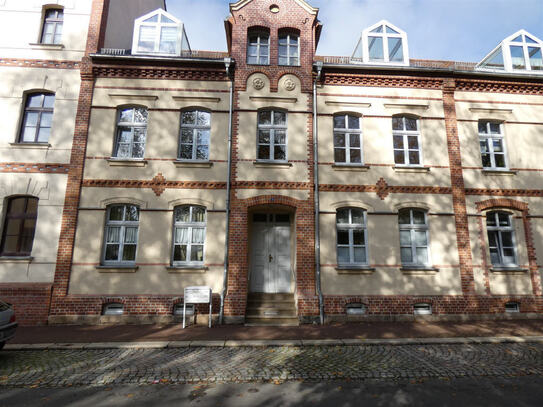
top-left (245, 293), bottom-right (298, 326)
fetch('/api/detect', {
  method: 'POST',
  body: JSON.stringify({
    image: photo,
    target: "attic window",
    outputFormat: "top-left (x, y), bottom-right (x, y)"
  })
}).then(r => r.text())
top-left (413, 303), bottom-right (432, 315)
top-left (477, 30), bottom-right (543, 73)
top-left (352, 20), bottom-right (409, 66)
top-left (102, 303), bottom-right (124, 315)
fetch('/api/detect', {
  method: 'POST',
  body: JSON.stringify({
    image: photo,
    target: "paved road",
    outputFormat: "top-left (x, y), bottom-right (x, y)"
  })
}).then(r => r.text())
top-left (1, 342), bottom-right (543, 387)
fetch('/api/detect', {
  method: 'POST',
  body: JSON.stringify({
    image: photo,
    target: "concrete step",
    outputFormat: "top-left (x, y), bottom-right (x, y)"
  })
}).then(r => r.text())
top-left (248, 293), bottom-right (294, 301)
top-left (246, 308), bottom-right (297, 317)
top-left (246, 301), bottom-right (296, 310)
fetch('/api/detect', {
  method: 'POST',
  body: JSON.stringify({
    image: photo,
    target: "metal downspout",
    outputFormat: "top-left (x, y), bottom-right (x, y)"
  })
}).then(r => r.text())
top-left (219, 57), bottom-right (234, 325)
top-left (313, 62), bottom-right (324, 325)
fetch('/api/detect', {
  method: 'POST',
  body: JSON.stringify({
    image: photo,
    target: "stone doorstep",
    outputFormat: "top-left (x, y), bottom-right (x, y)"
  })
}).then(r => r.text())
top-left (4, 336), bottom-right (543, 350)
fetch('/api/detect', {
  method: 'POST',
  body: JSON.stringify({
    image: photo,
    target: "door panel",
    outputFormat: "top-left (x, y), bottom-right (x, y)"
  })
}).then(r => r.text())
top-left (274, 226), bottom-right (291, 293)
top-left (250, 224), bottom-right (268, 292)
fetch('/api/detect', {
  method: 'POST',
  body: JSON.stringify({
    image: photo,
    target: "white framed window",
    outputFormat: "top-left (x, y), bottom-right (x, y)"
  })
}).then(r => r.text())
top-left (336, 208), bottom-right (368, 266)
top-left (132, 9), bottom-right (188, 56)
top-left (399, 208), bottom-right (430, 266)
top-left (353, 20), bottom-right (409, 66)
top-left (333, 114), bottom-right (362, 164)
top-left (278, 31), bottom-right (299, 66)
top-left (19, 93), bottom-right (55, 143)
top-left (172, 205), bottom-right (206, 266)
top-left (41, 8), bottom-right (63, 45)
top-left (479, 121), bottom-right (508, 170)
top-left (179, 110), bottom-right (210, 161)
top-left (247, 29), bottom-right (270, 65)
top-left (102, 205), bottom-right (139, 265)
top-left (257, 110), bottom-right (287, 161)
top-left (486, 211), bottom-right (518, 267)
top-left (477, 30), bottom-right (543, 73)
top-left (113, 107), bottom-right (148, 159)
top-left (393, 116), bottom-right (421, 166)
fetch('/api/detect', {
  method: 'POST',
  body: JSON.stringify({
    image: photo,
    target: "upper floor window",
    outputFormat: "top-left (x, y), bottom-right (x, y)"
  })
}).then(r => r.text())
top-left (103, 204), bottom-right (139, 264)
top-left (0, 196), bottom-right (38, 257)
top-left (352, 20), bottom-right (409, 65)
top-left (41, 8), bottom-right (63, 45)
top-left (486, 211), bottom-right (517, 267)
top-left (398, 208), bottom-right (430, 267)
top-left (179, 110), bottom-right (210, 161)
top-left (336, 208), bottom-right (368, 265)
top-left (257, 110), bottom-right (287, 161)
top-left (247, 28), bottom-right (269, 65)
top-left (172, 205), bottom-right (206, 265)
top-left (477, 30), bottom-right (543, 73)
top-left (113, 107), bottom-right (148, 159)
top-left (333, 114), bottom-right (362, 164)
top-left (278, 30), bottom-right (299, 66)
top-left (479, 121), bottom-right (507, 170)
top-left (392, 116), bottom-right (421, 166)
top-left (132, 9), bottom-right (190, 56)
top-left (19, 93), bottom-right (55, 144)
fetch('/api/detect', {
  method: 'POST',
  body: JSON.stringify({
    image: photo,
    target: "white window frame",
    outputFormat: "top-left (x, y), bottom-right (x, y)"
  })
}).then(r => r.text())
top-left (172, 205), bottom-right (206, 267)
top-left (247, 30), bottom-right (270, 65)
top-left (333, 114), bottom-right (363, 165)
top-left (359, 20), bottom-right (409, 66)
top-left (477, 29), bottom-right (543, 74)
top-left (257, 110), bottom-right (288, 162)
top-left (113, 107), bottom-right (148, 159)
top-left (132, 9), bottom-right (183, 56)
top-left (398, 208), bottom-right (431, 267)
top-left (278, 32), bottom-right (300, 66)
top-left (102, 204), bottom-right (139, 265)
top-left (336, 208), bottom-right (369, 266)
top-left (486, 211), bottom-right (518, 267)
top-left (479, 121), bottom-right (508, 170)
top-left (179, 110), bottom-right (211, 161)
top-left (41, 8), bottom-right (63, 45)
top-left (392, 116), bottom-right (423, 167)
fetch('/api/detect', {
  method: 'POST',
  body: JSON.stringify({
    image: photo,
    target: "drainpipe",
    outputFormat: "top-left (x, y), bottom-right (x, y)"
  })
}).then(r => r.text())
top-left (219, 57), bottom-right (234, 325)
top-left (313, 61), bottom-right (324, 325)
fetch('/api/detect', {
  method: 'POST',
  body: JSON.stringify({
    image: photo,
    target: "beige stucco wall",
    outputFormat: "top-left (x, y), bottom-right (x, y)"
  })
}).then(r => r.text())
top-left (0, 0), bottom-right (91, 60)
top-left (0, 173), bottom-right (67, 283)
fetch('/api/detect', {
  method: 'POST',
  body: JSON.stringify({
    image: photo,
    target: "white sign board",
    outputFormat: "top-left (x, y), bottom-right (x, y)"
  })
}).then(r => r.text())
top-left (183, 286), bottom-right (212, 329)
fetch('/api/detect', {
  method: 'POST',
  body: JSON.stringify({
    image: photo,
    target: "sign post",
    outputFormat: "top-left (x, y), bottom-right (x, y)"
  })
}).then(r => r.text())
top-left (183, 286), bottom-right (212, 329)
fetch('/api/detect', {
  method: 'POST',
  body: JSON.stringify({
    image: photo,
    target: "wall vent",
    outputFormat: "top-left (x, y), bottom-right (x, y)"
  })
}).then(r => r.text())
top-left (102, 303), bottom-right (124, 315)
top-left (413, 303), bottom-right (432, 315)
top-left (346, 303), bottom-right (366, 315)
top-left (505, 302), bottom-right (520, 313)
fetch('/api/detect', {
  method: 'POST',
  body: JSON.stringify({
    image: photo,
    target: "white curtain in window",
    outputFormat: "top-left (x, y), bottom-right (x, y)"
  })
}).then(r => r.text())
top-left (175, 227), bottom-right (190, 244)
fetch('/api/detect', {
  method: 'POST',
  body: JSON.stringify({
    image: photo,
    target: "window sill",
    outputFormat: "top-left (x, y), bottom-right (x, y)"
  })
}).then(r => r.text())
top-left (400, 266), bottom-right (439, 275)
top-left (332, 164), bottom-right (370, 172)
top-left (247, 63), bottom-right (270, 66)
top-left (29, 43), bottom-right (65, 50)
top-left (482, 169), bottom-right (517, 176)
top-left (393, 166), bottom-right (430, 173)
top-left (253, 160), bottom-right (292, 169)
top-left (0, 256), bottom-right (33, 263)
top-left (166, 266), bottom-right (208, 274)
top-left (336, 266), bottom-right (376, 275)
top-left (107, 158), bottom-right (148, 167)
top-left (9, 142), bottom-right (51, 149)
top-left (490, 267), bottom-right (528, 274)
top-left (95, 265), bottom-right (138, 273)
top-left (173, 160), bottom-right (213, 168)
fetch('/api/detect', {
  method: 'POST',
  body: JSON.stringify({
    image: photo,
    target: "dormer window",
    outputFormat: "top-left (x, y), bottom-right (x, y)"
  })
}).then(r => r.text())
top-left (352, 20), bottom-right (409, 66)
top-left (132, 9), bottom-right (190, 56)
top-left (477, 30), bottom-right (543, 73)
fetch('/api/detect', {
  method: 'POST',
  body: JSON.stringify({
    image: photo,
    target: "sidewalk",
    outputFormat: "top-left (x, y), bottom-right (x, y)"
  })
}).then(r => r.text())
top-left (7, 319), bottom-right (543, 348)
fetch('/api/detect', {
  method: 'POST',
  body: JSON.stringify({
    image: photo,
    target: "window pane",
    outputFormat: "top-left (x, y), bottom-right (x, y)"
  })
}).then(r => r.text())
top-left (334, 148), bottom-right (346, 163)
top-left (274, 130), bottom-right (286, 144)
top-left (5, 219), bottom-right (21, 235)
top-left (175, 206), bottom-right (190, 222)
top-left (337, 230), bottom-right (349, 245)
top-left (39, 112), bottom-right (53, 128)
top-left (353, 230), bottom-right (365, 245)
top-left (529, 47), bottom-right (543, 70)
top-left (133, 128), bottom-right (146, 143)
top-left (416, 247), bottom-right (428, 264)
top-left (489, 122), bottom-right (500, 134)
top-left (347, 115), bottom-right (359, 129)
top-left (43, 94), bottom-right (55, 108)
top-left (106, 227), bottom-right (120, 243)
top-left (392, 117), bottom-right (403, 131)
top-left (274, 146), bottom-right (286, 160)
top-left (510, 45), bottom-right (526, 69)
top-left (247, 56), bottom-right (258, 64)
top-left (368, 36), bottom-right (384, 61)
top-left (182, 111), bottom-right (196, 125)
top-left (478, 122), bottom-right (488, 133)
top-left (501, 231), bottom-right (514, 247)
top-left (274, 111), bottom-right (287, 126)
top-left (197, 111), bottom-right (211, 126)
top-left (143, 15), bottom-right (159, 23)
top-left (414, 231), bottom-right (427, 246)
top-left (138, 26), bottom-right (156, 52)
top-left (408, 151), bottom-right (420, 165)
top-left (116, 142), bottom-right (131, 157)
top-left (494, 154), bottom-right (506, 168)
top-left (412, 210), bottom-right (425, 225)
top-left (124, 227), bottom-right (138, 244)
top-left (480, 139), bottom-right (489, 153)
top-left (26, 198), bottom-right (38, 215)
top-left (337, 247), bottom-right (350, 263)
top-left (351, 209), bottom-right (364, 224)
top-left (192, 207), bottom-right (206, 222)
top-left (388, 37), bottom-right (403, 61)
top-left (27, 94), bottom-right (43, 108)
top-left (258, 145), bottom-right (270, 160)
top-left (180, 129), bottom-right (193, 144)
top-left (353, 247), bottom-right (366, 263)
top-left (502, 248), bottom-right (515, 264)
top-left (2, 236), bottom-right (18, 253)
top-left (24, 112), bottom-right (39, 127)
top-left (160, 27), bottom-right (177, 53)
top-left (399, 230), bottom-right (411, 246)
top-left (334, 133), bottom-right (345, 147)
top-left (22, 127), bottom-right (37, 142)
top-left (134, 108), bottom-right (148, 123)
top-left (120, 109), bottom-right (134, 123)
top-left (180, 145), bottom-right (193, 159)
top-left (278, 56), bottom-right (288, 65)
top-left (109, 206), bottom-right (124, 221)
top-left (405, 118), bottom-right (417, 131)
top-left (122, 244), bottom-right (136, 261)
top-left (334, 115), bottom-right (346, 129)
top-left (393, 135), bottom-right (404, 149)
top-left (161, 14), bottom-right (175, 24)
top-left (407, 136), bottom-right (418, 149)
top-left (131, 143), bottom-right (144, 159)
top-left (125, 206), bottom-right (139, 221)
top-left (197, 129), bottom-right (210, 145)
top-left (349, 134), bottom-right (360, 147)
top-left (498, 213), bottom-right (510, 227)
top-left (401, 247), bottom-right (413, 263)
top-left (394, 150), bottom-right (405, 164)
top-left (350, 149), bottom-right (361, 163)
top-left (192, 228), bottom-right (205, 243)
top-left (258, 111), bottom-right (272, 125)
top-left (481, 154), bottom-right (491, 168)
top-left (175, 227), bottom-right (190, 244)
top-left (36, 127), bottom-right (50, 143)
top-left (105, 244), bottom-right (119, 261)
top-left (489, 248), bottom-right (500, 265)
top-left (337, 209), bottom-right (349, 224)
top-left (398, 210), bottom-right (410, 225)
top-left (487, 230), bottom-right (498, 247)
top-left (258, 130), bottom-right (270, 144)
top-left (174, 245), bottom-right (187, 262)
top-left (191, 245), bottom-right (204, 262)
top-left (196, 146), bottom-right (208, 160)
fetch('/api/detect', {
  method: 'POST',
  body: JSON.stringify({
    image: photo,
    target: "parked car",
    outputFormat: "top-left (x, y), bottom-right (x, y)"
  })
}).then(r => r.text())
top-left (0, 300), bottom-right (17, 350)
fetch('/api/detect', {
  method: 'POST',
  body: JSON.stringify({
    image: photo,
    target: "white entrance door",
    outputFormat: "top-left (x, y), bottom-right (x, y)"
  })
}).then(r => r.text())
top-left (250, 214), bottom-right (292, 293)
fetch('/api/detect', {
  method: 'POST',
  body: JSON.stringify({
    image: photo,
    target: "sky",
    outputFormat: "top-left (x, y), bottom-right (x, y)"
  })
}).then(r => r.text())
top-left (166, 0), bottom-right (543, 63)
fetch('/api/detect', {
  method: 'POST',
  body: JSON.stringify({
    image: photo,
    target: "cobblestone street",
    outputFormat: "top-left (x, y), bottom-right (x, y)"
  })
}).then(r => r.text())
top-left (1, 342), bottom-right (543, 387)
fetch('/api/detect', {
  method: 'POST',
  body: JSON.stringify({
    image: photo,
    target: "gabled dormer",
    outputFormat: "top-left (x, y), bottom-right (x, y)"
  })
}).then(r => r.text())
top-left (352, 20), bottom-right (409, 66)
top-left (132, 8), bottom-right (190, 56)
top-left (477, 29), bottom-right (543, 74)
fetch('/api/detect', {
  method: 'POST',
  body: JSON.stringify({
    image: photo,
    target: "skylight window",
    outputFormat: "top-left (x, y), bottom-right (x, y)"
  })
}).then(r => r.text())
top-left (132, 9), bottom-right (190, 56)
top-left (352, 20), bottom-right (409, 66)
top-left (477, 30), bottom-right (543, 73)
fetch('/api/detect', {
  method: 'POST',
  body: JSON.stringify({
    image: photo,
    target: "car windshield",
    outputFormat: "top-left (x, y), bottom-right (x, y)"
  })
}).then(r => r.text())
top-left (0, 301), bottom-right (10, 311)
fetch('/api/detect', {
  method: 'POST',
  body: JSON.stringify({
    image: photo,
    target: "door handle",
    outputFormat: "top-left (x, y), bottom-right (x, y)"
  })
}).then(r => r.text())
top-left (269, 254), bottom-right (273, 262)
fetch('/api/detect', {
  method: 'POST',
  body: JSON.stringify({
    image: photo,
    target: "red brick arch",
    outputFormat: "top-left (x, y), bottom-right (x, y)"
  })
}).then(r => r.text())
top-left (475, 198), bottom-right (528, 212)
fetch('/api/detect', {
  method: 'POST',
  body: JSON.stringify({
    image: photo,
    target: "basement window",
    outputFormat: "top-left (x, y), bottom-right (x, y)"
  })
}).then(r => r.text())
top-left (413, 303), bottom-right (432, 315)
top-left (505, 302), bottom-right (520, 313)
top-left (346, 303), bottom-right (366, 315)
top-left (102, 303), bottom-right (124, 315)
top-left (173, 303), bottom-right (194, 316)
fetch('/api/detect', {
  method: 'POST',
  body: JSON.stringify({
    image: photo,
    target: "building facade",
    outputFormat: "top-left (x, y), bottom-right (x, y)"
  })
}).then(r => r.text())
top-left (2, 0), bottom-right (543, 325)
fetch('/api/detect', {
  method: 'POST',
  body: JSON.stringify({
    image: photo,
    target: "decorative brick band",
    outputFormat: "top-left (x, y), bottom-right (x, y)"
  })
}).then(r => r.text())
top-left (475, 198), bottom-right (529, 212)
top-left (456, 79), bottom-right (543, 96)
top-left (467, 188), bottom-right (543, 197)
top-left (0, 58), bottom-right (80, 70)
top-left (92, 65), bottom-right (228, 81)
top-left (0, 162), bottom-right (70, 174)
top-left (320, 179), bottom-right (452, 199)
top-left (95, 85), bottom-right (230, 93)
top-left (233, 181), bottom-right (311, 189)
top-left (323, 72), bottom-right (443, 89)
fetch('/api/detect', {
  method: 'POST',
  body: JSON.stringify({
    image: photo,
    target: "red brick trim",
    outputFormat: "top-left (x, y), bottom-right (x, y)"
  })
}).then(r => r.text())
top-left (0, 163), bottom-right (70, 174)
top-left (233, 181), bottom-right (311, 189)
top-left (320, 181), bottom-right (452, 196)
top-left (319, 92), bottom-right (443, 102)
top-left (92, 65), bottom-right (228, 81)
top-left (475, 198), bottom-right (528, 212)
top-left (0, 58), bottom-right (80, 70)
top-left (82, 178), bottom-right (227, 194)
top-left (95, 85), bottom-right (230, 93)
top-left (467, 189), bottom-right (543, 197)
top-left (455, 79), bottom-right (543, 96)
top-left (323, 73), bottom-right (443, 89)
